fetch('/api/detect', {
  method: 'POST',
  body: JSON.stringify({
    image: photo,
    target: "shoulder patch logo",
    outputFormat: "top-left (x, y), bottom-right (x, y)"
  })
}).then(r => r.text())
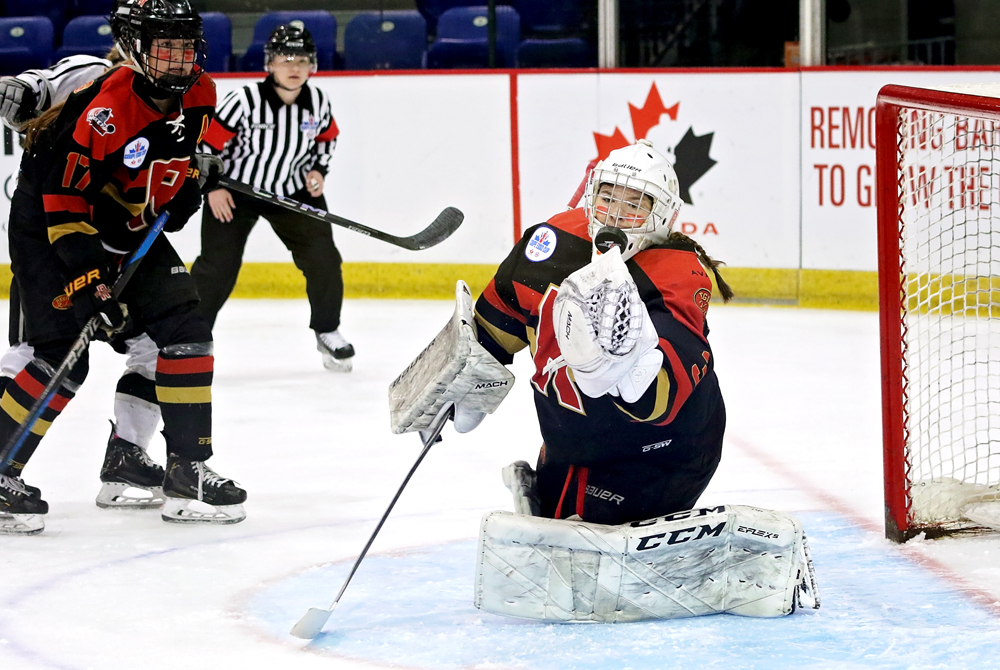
top-left (87, 107), bottom-right (115, 136)
top-left (51, 294), bottom-right (72, 310)
top-left (300, 114), bottom-right (319, 140)
top-left (694, 287), bottom-right (711, 314)
top-left (525, 226), bottom-right (557, 262)
top-left (123, 137), bottom-right (149, 168)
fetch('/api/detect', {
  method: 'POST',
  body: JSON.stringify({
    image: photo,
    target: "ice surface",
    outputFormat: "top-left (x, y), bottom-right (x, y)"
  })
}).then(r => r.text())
top-left (1, 300), bottom-right (999, 669)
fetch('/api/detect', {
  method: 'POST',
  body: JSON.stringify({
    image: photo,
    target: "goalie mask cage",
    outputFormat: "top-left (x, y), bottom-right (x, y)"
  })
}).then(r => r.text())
top-left (877, 84), bottom-right (1000, 543)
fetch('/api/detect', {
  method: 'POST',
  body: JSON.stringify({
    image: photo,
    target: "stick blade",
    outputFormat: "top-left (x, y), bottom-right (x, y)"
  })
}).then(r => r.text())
top-left (405, 207), bottom-right (464, 250)
top-left (290, 606), bottom-right (335, 639)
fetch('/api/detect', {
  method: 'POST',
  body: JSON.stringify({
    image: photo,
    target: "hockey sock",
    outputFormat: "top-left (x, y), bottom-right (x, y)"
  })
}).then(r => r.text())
top-left (115, 372), bottom-right (161, 448)
top-left (155, 343), bottom-right (213, 461)
top-left (0, 361), bottom-right (77, 475)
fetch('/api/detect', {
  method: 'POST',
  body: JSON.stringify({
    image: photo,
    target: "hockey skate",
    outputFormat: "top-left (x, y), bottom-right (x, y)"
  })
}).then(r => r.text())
top-left (316, 330), bottom-right (354, 372)
top-left (161, 456), bottom-right (247, 524)
top-left (0, 474), bottom-right (47, 535)
top-left (95, 423), bottom-right (165, 509)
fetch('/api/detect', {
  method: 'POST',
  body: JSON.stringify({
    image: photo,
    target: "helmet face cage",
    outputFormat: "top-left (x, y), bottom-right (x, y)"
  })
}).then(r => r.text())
top-left (264, 25), bottom-right (318, 74)
top-left (584, 144), bottom-right (683, 260)
top-left (122, 0), bottom-right (206, 94)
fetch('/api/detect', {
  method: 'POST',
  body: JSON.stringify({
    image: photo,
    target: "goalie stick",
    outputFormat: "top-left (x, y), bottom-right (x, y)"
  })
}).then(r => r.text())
top-left (0, 212), bottom-right (170, 471)
top-left (218, 176), bottom-right (464, 251)
top-left (290, 402), bottom-right (455, 640)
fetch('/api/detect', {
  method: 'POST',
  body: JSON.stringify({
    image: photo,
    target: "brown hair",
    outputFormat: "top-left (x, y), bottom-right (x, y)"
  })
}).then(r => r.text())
top-left (21, 101), bottom-right (65, 153)
top-left (665, 230), bottom-right (734, 302)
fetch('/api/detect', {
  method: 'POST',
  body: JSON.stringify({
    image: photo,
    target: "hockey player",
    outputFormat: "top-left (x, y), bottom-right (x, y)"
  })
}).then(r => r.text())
top-left (0, 1), bottom-right (177, 511)
top-left (475, 139), bottom-right (733, 526)
top-left (0, 0), bottom-right (246, 535)
top-left (194, 24), bottom-right (353, 372)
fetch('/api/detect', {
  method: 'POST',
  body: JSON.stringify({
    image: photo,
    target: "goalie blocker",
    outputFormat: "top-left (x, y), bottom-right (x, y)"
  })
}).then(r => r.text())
top-left (389, 280), bottom-right (514, 435)
top-left (475, 503), bottom-right (819, 622)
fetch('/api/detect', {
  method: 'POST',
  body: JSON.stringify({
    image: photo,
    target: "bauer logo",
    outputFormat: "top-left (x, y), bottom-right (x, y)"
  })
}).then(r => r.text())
top-left (123, 138), bottom-right (149, 168)
top-left (525, 226), bottom-right (557, 262)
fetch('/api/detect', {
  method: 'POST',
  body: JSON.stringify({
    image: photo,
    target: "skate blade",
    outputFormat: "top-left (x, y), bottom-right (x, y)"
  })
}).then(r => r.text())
top-left (0, 512), bottom-right (44, 535)
top-left (321, 353), bottom-right (353, 372)
top-left (161, 497), bottom-right (246, 524)
top-left (95, 483), bottom-right (165, 509)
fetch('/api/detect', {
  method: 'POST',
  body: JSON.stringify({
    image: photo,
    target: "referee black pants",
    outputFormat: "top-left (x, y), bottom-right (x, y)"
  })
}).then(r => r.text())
top-left (191, 187), bottom-right (344, 333)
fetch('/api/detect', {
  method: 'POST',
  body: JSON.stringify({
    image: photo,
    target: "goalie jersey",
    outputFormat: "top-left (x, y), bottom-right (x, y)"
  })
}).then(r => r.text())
top-left (474, 208), bottom-right (726, 524)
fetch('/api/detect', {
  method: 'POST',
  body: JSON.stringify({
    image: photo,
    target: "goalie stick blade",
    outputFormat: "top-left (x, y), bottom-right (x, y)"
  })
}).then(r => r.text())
top-left (290, 605), bottom-right (336, 639)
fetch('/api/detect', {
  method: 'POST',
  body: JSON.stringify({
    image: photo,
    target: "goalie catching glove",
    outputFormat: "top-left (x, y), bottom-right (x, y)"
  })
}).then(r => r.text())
top-left (389, 280), bottom-right (514, 435)
top-left (551, 246), bottom-right (662, 403)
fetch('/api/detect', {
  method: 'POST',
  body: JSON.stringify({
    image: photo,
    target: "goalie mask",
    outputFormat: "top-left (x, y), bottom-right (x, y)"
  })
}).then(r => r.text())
top-left (264, 24), bottom-right (318, 75)
top-left (584, 139), bottom-right (683, 261)
top-left (118, 0), bottom-right (206, 96)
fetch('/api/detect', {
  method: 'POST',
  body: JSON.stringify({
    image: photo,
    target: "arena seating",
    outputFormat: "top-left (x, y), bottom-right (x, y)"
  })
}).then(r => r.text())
top-left (343, 11), bottom-right (427, 70)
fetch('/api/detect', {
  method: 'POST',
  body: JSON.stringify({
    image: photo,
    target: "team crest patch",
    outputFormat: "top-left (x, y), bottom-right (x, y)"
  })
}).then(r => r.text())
top-left (300, 114), bottom-right (320, 140)
top-left (525, 226), bottom-right (557, 262)
top-left (123, 137), bottom-right (149, 168)
top-left (52, 294), bottom-right (72, 310)
top-left (87, 107), bottom-right (115, 136)
top-left (694, 287), bottom-right (711, 314)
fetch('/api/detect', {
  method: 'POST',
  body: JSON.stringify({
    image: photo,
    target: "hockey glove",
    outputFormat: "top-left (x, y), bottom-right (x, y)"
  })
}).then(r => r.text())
top-left (0, 77), bottom-right (37, 130)
top-left (67, 268), bottom-right (128, 335)
top-left (552, 247), bottom-right (662, 403)
top-left (193, 153), bottom-right (224, 193)
top-left (146, 178), bottom-right (202, 233)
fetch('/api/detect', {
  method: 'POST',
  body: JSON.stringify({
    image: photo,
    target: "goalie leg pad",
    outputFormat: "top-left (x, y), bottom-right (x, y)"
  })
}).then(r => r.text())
top-left (389, 281), bottom-right (514, 434)
top-left (475, 505), bottom-right (818, 622)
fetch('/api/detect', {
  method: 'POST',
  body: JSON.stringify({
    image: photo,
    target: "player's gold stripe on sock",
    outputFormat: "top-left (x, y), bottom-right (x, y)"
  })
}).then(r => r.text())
top-left (155, 386), bottom-right (212, 404)
top-left (0, 393), bottom-right (52, 435)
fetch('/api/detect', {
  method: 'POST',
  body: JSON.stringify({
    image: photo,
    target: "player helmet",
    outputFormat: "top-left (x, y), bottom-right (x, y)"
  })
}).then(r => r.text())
top-left (264, 23), bottom-right (318, 73)
top-left (583, 139), bottom-right (683, 261)
top-left (118, 0), bottom-right (206, 95)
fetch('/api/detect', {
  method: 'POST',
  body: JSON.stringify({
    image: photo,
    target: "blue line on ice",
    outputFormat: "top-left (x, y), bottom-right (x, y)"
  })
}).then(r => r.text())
top-left (247, 512), bottom-right (1000, 669)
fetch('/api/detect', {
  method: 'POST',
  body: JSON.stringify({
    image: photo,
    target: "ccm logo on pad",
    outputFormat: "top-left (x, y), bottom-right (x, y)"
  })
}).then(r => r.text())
top-left (635, 522), bottom-right (726, 550)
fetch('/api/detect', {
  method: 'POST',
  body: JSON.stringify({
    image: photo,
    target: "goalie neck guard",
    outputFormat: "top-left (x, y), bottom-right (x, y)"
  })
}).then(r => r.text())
top-left (118, 0), bottom-right (206, 96)
top-left (584, 139), bottom-right (683, 261)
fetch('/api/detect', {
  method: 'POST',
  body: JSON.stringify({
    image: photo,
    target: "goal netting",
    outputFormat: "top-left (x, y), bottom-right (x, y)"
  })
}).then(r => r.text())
top-left (876, 84), bottom-right (1000, 542)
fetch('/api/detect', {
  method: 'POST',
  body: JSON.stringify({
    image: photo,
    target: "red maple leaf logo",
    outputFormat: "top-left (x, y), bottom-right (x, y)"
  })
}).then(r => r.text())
top-left (592, 83), bottom-right (679, 162)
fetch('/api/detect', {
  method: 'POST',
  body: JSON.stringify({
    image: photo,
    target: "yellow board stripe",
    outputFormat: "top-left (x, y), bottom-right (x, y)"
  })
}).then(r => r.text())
top-left (156, 386), bottom-right (212, 404)
top-left (47, 221), bottom-right (99, 244)
top-left (0, 392), bottom-right (51, 436)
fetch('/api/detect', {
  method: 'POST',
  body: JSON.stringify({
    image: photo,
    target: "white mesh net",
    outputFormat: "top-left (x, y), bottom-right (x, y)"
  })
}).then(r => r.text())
top-left (896, 101), bottom-right (1000, 532)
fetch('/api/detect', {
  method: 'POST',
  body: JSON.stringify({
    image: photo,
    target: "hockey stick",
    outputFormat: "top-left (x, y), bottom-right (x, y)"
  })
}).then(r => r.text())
top-left (218, 176), bottom-right (464, 251)
top-left (290, 402), bottom-right (455, 640)
top-left (0, 212), bottom-right (170, 471)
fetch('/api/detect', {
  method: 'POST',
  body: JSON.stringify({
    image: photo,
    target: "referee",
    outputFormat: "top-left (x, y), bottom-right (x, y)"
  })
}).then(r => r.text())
top-left (194, 23), bottom-right (354, 371)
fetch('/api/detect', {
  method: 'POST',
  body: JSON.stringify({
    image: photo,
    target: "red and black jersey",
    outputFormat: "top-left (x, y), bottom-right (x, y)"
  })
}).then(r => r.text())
top-left (19, 66), bottom-right (216, 275)
top-left (474, 208), bottom-right (725, 467)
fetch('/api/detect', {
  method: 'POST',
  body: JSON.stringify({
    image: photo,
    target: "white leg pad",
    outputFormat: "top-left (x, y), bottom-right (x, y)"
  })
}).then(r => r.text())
top-left (475, 505), bottom-right (819, 622)
top-left (95, 482), bottom-right (165, 509)
top-left (161, 498), bottom-right (246, 524)
top-left (0, 511), bottom-right (44, 535)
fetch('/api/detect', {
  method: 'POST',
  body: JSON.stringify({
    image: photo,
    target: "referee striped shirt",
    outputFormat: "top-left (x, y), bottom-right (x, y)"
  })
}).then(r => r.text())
top-left (1, 55), bottom-right (110, 131)
top-left (202, 76), bottom-right (339, 197)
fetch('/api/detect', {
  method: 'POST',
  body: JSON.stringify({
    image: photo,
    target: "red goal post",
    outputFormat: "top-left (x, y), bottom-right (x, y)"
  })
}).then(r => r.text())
top-left (876, 84), bottom-right (1000, 543)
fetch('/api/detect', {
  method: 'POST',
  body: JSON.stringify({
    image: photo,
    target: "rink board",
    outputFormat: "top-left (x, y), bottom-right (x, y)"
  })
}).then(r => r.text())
top-left (246, 512), bottom-right (1000, 669)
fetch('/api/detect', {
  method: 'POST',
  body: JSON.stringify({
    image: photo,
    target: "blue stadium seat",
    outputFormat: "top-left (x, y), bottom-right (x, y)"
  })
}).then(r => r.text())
top-left (510, 0), bottom-right (583, 36)
top-left (201, 12), bottom-right (232, 72)
top-left (427, 5), bottom-right (519, 69)
top-left (52, 15), bottom-right (113, 62)
top-left (0, 17), bottom-right (54, 73)
top-left (516, 38), bottom-right (593, 68)
top-left (3, 0), bottom-right (65, 42)
top-left (343, 11), bottom-right (426, 70)
top-left (240, 11), bottom-right (337, 71)
top-left (415, 0), bottom-right (479, 34)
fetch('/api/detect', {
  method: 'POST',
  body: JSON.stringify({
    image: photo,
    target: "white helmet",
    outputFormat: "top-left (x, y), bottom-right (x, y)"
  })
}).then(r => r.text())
top-left (583, 139), bottom-right (683, 260)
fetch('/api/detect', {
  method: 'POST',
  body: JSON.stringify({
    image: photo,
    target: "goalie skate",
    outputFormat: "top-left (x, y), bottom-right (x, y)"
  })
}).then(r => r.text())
top-left (0, 474), bottom-right (46, 535)
top-left (95, 424), bottom-right (165, 509)
top-left (161, 457), bottom-right (246, 524)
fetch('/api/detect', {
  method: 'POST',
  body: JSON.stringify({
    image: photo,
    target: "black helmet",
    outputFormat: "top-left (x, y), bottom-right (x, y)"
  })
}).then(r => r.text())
top-left (264, 23), bottom-right (317, 70)
top-left (119, 0), bottom-right (207, 95)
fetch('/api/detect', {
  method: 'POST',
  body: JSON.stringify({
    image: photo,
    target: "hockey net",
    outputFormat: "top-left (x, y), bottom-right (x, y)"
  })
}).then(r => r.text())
top-left (877, 84), bottom-right (1000, 542)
